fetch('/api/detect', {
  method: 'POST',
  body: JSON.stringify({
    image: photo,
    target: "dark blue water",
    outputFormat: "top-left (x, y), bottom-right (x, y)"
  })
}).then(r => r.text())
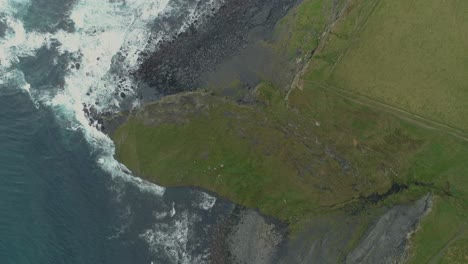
top-left (0, 88), bottom-right (161, 263)
top-left (0, 1), bottom-right (233, 263)
top-left (0, 89), bottom-right (232, 264)
top-left (0, 90), bottom-right (108, 263)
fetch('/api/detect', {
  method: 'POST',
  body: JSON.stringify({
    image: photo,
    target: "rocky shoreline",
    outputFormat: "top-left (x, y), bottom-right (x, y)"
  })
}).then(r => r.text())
top-left (101, 0), bottom-right (301, 135)
top-left (209, 206), bottom-right (288, 264)
top-left (102, 1), bottom-right (302, 261)
top-left (136, 0), bottom-right (299, 101)
top-left (204, 193), bottom-right (431, 264)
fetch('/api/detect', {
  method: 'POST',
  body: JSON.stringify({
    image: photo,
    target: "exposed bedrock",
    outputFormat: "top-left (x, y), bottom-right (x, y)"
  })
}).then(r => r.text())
top-left (209, 207), bottom-right (287, 264)
top-left (275, 194), bottom-right (431, 264)
top-left (345, 194), bottom-right (432, 264)
top-left (207, 195), bottom-right (431, 264)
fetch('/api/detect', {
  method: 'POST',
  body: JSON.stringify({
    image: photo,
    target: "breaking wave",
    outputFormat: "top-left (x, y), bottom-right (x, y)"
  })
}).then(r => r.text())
top-left (1, 0), bottom-right (223, 188)
top-left (0, 0), bottom-right (224, 262)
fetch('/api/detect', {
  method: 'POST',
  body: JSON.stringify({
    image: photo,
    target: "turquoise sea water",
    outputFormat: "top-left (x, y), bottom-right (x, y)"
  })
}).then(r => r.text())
top-left (0, 0), bottom-right (229, 263)
top-left (0, 89), bottom-right (130, 263)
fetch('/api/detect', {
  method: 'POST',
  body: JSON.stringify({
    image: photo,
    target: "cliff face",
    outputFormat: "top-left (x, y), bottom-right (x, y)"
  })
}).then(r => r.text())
top-left (210, 195), bottom-right (431, 264)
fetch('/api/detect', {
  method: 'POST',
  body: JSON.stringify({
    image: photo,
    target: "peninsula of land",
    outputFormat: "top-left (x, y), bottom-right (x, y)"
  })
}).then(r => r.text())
top-left (106, 0), bottom-right (468, 262)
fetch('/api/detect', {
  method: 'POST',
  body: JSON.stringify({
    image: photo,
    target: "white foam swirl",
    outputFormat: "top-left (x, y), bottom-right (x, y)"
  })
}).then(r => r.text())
top-left (193, 192), bottom-right (217, 210)
top-left (46, 1), bottom-right (171, 196)
top-left (141, 210), bottom-right (209, 264)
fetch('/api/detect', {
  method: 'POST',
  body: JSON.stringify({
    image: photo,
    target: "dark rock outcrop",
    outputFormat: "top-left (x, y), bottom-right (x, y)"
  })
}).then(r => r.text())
top-left (210, 207), bottom-right (287, 264)
top-left (136, 0), bottom-right (299, 100)
top-left (275, 194), bottom-right (432, 264)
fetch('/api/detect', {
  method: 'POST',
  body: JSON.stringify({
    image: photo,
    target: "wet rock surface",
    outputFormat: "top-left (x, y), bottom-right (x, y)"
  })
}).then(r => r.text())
top-left (227, 210), bottom-right (285, 264)
top-left (136, 0), bottom-right (299, 100)
top-left (102, 0), bottom-right (304, 134)
top-left (209, 207), bottom-right (287, 264)
top-left (102, 0), bottom-right (301, 134)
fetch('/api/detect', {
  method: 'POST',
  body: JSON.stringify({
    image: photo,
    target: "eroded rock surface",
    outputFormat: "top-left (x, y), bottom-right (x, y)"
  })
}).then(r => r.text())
top-left (276, 195), bottom-right (432, 264)
top-left (227, 210), bottom-right (284, 264)
top-left (345, 194), bottom-right (432, 264)
top-left (210, 207), bottom-right (287, 264)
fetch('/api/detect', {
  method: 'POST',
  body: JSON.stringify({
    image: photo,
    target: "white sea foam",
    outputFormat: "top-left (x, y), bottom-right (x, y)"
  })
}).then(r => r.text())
top-left (193, 192), bottom-right (217, 211)
top-left (45, 0), bottom-right (224, 187)
top-left (154, 211), bottom-right (168, 220)
top-left (2, 0), bottom-right (224, 261)
top-left (1, 0), bottom-right (225, 188)
top-left (170, 202), bottom-right (176, 217)
top-left (51, 0), bottom-right (170, 113)
top-left (140, 212), bottom-right (190, 263)
top-left (141, 210), bottom-right (209, 264)
top-left (31, 0), bottom-right (175, 195)
top-left (0, 6), bottom-right (35, 95)
top-left (108, 205), bottom-right (133, 240)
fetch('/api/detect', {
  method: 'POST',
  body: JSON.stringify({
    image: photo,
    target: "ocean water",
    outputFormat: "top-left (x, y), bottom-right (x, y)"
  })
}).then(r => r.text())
top-left (0, 0), bottom-right (230, 263)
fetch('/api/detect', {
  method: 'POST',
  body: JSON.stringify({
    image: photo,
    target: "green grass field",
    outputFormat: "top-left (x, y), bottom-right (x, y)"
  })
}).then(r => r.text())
top-left (328, 0), bottom-right (468, 131)
top-left (114, 81), bottom-right (468, 236)
top-left (113, 0), bottom-right (468, 260)
top-left (300, 0), bottom-right (468, 261)
top-left (113, 88), bottom-right (400, 232)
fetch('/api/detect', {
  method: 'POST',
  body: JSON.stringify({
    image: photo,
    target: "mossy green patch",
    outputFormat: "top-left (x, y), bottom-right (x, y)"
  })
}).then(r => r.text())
top-left (274, 0), bottom-right (331, 58)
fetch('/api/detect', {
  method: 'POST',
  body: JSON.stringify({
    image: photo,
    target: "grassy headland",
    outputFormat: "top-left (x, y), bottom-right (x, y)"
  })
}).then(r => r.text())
top-left (113, 0), bottom-right (468, 261)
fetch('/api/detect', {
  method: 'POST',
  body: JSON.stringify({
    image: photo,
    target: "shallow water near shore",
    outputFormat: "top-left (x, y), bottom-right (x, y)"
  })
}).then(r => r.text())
top-left (0, 90), bottom-right (234, 264)
top-left (0, 90), bottom-right (146, 263)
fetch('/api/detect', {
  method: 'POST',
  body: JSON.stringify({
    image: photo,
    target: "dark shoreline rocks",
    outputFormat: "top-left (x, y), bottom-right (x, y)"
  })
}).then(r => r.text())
top-left (210, 206), bottom-right (288, 264)
top-left (206, 194), bottom-right (432, 264)
top-left (163, 182), bottom-right (432, 264)
top-left (136, 0), bottom-right (300, 101)
top-left (102, 0), bottom-right (302, 135)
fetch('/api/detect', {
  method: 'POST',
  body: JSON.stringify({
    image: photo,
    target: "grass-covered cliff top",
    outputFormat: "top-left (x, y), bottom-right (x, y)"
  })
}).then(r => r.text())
top-left (113, 0), bottom-right (468, 262)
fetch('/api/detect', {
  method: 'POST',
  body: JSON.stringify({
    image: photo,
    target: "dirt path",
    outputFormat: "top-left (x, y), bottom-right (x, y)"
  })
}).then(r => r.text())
top-left (287, 0), bottom-right (468, 143)
top-left (303, 81), bottom-right (468, 143)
